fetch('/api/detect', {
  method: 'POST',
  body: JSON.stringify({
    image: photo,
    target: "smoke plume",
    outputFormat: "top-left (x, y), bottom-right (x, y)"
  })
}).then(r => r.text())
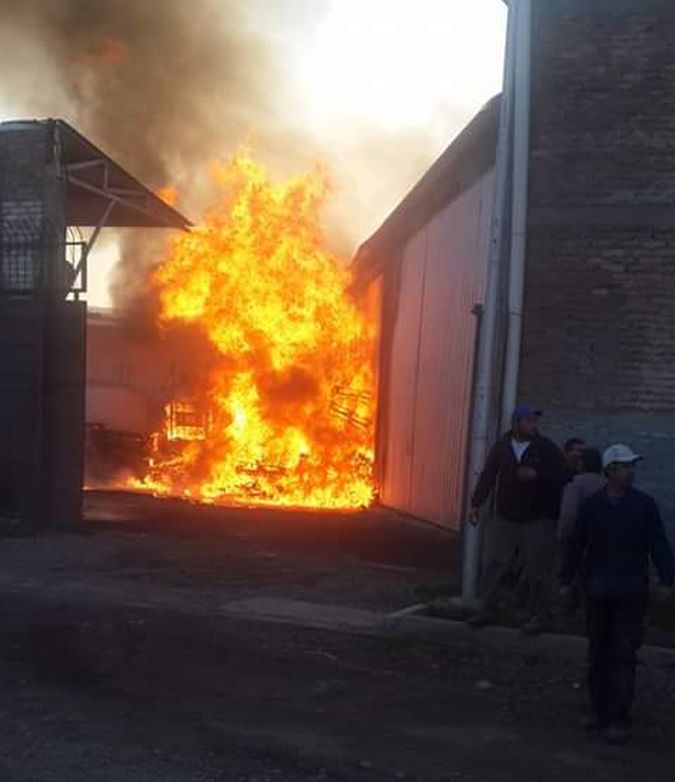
top-left (0, 0), bottom-right (284, 182)
top-left (0, 0), bottom-right (289, 306)
top-left (0, 0), bottom-right (453, 315)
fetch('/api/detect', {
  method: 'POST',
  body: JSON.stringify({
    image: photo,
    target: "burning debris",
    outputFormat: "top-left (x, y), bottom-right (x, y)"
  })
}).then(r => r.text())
top-left (0, 0), bottom-right (443, 510)
top-left (127, 153), bottom-right (378, 510)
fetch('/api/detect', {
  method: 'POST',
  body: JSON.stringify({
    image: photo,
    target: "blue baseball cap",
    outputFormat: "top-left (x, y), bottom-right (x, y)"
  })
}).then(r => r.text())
top-left (511, 405), bottom-right (542, 424)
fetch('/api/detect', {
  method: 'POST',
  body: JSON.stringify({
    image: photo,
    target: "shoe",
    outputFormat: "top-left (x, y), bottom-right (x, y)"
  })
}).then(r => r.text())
top-left (521, 617), bottom-right (551, 636)
top-left (604, 723), bottom-right (632, 746)
top-left (467, 611), bottom-right (497, 629)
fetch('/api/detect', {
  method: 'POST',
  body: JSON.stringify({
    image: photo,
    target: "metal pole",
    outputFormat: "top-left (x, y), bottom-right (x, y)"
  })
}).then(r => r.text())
top-left (500, 0), bottom-right (533, 430)
top-left (461, 0), bottom-right (519, 601)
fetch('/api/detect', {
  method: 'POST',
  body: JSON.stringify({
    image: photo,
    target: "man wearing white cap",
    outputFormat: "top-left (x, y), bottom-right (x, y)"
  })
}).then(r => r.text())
top-left (561, 444), bottom-right (674, 745)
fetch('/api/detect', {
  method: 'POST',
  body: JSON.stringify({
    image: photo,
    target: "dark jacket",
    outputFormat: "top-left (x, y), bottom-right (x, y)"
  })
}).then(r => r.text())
top-left (561, 487), bottom-right (675, 597)
top-left (471, 432), bottom-right (567, 523)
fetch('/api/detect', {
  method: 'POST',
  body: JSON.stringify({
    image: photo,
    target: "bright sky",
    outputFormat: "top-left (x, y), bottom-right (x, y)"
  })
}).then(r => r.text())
top-left (297, 0), bottom-right (506, 130)
top-left (0, 0), bottom-right (507, 308)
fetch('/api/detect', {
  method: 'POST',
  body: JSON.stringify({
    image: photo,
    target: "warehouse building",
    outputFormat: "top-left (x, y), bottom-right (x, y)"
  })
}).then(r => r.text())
top-left (352, 0), bottom-right (675, 544)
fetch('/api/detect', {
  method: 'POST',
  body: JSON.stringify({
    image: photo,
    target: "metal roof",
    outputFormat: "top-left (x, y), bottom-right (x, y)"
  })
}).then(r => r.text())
top-left (351, 95), bottom-right (500, 289)
top-left (0, 119), bottom-right (191, 230)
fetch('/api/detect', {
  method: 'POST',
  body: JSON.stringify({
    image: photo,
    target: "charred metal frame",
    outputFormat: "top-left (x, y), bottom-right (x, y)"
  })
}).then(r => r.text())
top-left (65, 156), bottom-right (161, 300)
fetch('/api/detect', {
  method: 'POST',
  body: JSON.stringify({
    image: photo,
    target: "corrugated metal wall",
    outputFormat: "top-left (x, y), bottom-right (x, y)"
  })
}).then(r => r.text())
top-left (381, 169), bottom-right (495, 529)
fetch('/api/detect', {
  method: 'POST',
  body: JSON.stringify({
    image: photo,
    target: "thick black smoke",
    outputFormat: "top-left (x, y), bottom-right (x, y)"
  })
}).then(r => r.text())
top-left (0, 0), bottom-right (295, 311)
top-left (0, 0), bottom-right (284, 184)
top-left (0, 0), bottom-right (448, 314)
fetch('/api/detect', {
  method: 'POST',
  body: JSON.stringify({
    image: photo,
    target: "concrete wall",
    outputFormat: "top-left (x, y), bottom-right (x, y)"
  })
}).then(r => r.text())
top-left (42, 302), bottom-right (86, 526)
top-left (0, 122), bottom-right (84, 527)
top-left (519, 0), bottom-right (675, 529)
top-left (0, 300), bottom-right (85, 526)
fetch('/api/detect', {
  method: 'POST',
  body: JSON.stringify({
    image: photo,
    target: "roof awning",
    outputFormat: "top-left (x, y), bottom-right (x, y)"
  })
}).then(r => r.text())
top-left (54, 121), bottom-right (191, 229)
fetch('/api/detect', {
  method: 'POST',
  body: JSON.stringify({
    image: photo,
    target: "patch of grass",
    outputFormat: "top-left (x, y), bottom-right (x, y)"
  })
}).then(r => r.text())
top-left (423, 589), bottom-right (675, 648)
top-left (414, 580), bottom-right (459, 603)
top-left (647, 594), bottom-right (675, 635)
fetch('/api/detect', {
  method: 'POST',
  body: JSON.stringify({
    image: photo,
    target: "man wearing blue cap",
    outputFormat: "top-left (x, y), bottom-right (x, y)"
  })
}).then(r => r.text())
top-left (469, 405), bottom-right (566, 634)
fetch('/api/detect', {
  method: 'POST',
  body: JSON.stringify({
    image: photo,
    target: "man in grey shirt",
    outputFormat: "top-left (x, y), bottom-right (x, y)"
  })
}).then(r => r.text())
top-left (558, 448), bottom-right (606, 543)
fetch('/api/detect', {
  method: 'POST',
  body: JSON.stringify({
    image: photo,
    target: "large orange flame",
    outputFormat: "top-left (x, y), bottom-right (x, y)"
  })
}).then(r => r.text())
top-left (130, 152), bottom-right (378, 509)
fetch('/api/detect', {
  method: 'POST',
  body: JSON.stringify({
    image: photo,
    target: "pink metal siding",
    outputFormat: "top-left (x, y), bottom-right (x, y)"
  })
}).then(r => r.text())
top-left (381, 229), bottom-right (427, 508)
top-left (381, 169), bottom-right (495, 528)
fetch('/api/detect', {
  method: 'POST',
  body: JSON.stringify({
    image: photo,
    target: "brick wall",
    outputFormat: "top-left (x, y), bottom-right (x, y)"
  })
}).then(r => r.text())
top-left (529, 0), bottom-right (675, 207)
top-left (0, 125), bottom-right (51, 291)
top-left (523, 227), bottom-right (675, 410)
top-left (519, 0), bottom-right (675, 530)
top-left (0, 125), bottom-right (48, 201)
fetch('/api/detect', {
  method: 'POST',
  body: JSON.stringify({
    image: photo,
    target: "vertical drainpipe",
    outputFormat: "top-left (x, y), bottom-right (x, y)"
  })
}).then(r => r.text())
top-left (461, 0), bottom-right (518, 601)
top-left (500, 0), bottom-right (533, 430)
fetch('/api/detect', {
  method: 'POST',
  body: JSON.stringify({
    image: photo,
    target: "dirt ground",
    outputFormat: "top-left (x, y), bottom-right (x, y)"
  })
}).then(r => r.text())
top-left (0, 492), bottom-right (673, 781)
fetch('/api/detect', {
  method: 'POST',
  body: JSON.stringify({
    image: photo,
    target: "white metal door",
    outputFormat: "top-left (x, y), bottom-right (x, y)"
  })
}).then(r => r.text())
top-left (381, 169), bottom-right (494, 528)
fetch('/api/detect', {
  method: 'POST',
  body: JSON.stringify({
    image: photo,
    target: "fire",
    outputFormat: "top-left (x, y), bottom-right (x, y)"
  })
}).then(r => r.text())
top-left (130, 152), bottom-right (378, 509)
top-left (157, 185), bottom-right (179, 207)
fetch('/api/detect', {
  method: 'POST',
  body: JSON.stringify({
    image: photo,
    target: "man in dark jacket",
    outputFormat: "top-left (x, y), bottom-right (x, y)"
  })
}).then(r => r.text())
top-left (469, 405), bottom-right (567, 634)
top-left (561, 444), bottom-right (674, 745)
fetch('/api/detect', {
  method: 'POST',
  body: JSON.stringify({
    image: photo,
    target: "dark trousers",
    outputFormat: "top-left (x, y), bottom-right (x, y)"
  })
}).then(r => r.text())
top-left (585, 595), bottom-right (647, 726)
top-left (481, 516), bottom-right (556, 620)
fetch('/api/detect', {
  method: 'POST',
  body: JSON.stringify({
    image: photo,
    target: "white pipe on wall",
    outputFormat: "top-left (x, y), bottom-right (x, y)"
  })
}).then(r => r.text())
top-left (500, 0), bottom-right (533, 430)
top-left (461, 0), bottom-right (518, 601)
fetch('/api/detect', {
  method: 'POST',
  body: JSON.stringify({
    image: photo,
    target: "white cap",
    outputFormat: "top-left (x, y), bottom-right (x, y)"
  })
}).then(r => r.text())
top-left (602, 443), bottom-right (643, 469)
